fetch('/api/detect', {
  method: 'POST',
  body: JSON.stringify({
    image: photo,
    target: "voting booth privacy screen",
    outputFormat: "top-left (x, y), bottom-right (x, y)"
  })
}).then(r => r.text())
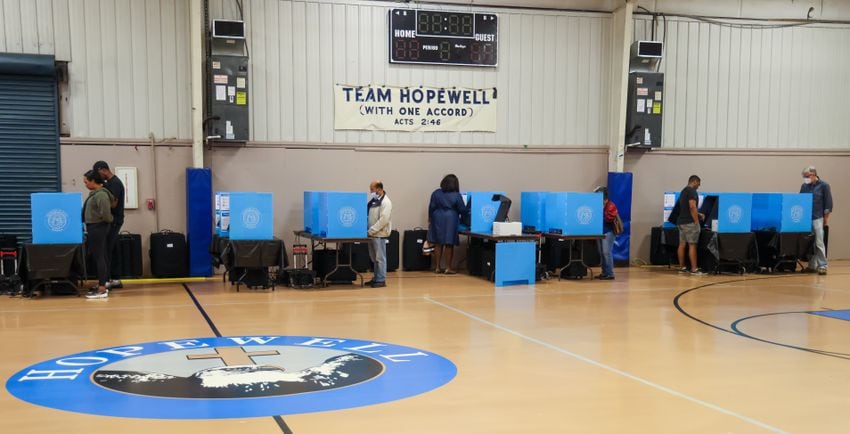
top-left (520, 192), bottom-right (548, 233)
top-left (545, 192), bottom-right (603, 236)
top-left (311, 192), bottom-right (367, 238)
top-left (751, 193), bottom-right (812, 233)
top-left (710, 193), bottom-right (752, 233)
top-left (228, 192), bottom-right (273, 240)
top-left (303, 191), bottom-right (319, 233)
top-left (467, 192), bottom-right (504, 234)
top-left (31, 193), bottom-right (83, 244)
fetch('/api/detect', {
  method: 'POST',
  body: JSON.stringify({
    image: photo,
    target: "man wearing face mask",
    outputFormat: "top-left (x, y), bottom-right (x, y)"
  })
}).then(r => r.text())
top-left (800, 166), bottom-right (832, 275)
top-left (366, 180), bottom-right (392, 288)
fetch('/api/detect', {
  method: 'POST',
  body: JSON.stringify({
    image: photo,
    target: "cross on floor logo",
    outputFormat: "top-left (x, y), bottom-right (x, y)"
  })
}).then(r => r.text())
top-left (338, 207), bottom-right (357, 227)
top-left (727, 205), bottom-right (743, 224)
top-left (575, 206), bottom-right (594, 225)
top-left (241, 207), bottom-right (262, 229)
top-left (45, 209), bottom-right (69, 232)
top-left (790, 205), bottom-right (804, 223)
top-left (6, 336), bottom-right (456, 419)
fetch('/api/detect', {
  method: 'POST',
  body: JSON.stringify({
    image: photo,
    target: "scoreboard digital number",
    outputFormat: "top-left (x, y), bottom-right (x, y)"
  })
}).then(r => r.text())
top-left (389, 9), bottom-right (498, 67)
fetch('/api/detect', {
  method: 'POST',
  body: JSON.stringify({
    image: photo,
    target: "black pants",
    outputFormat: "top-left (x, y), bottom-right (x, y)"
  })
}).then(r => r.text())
top-left (87, 222), bottom-right (110, 286)
top-left (106, 222), bottom-right (122, 280)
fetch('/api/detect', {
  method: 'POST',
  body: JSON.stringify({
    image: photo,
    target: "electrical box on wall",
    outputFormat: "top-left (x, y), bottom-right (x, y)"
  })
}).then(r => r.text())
top-left (208, 55), bottom-right (249, 141)
top-left (208, 20), bottom-right (249, 142)
top-left (625, 72), bottom-right (663, 148)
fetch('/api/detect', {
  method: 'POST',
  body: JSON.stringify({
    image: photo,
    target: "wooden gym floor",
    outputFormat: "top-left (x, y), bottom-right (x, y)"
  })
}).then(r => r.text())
top-left (1, 262), bottom-right (849, 433)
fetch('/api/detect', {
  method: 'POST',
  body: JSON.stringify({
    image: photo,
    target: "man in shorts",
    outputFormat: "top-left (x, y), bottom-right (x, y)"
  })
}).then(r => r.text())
top-left (677, 175), bottom-right (706, 275)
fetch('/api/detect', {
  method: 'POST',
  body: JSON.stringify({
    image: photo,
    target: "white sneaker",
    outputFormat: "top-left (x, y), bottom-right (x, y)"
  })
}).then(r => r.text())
top-left (85, 289), bottom-right (108, 299)
top-left (107, 280), bottom-right (123, 289)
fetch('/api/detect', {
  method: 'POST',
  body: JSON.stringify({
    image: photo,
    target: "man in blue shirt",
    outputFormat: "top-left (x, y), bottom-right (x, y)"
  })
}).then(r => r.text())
top-left (800, 166), bottom-right (833, 275)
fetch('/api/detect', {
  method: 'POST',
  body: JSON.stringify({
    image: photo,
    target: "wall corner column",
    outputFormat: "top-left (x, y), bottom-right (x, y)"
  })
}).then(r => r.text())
top-left (607, 0), bottom-right (635, 173)
top-left (190, 0), bottom-right (204, 169)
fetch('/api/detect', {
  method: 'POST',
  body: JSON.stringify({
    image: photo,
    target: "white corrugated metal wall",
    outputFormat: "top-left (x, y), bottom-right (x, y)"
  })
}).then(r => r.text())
top-left (3, 0), bottom-right (849, 149)
top-left (635, 16), bottom-right (850, 149)
top-left (239, 0), bottom-right (612, 147)
top-left (0, 0), bottom-right (192, 140)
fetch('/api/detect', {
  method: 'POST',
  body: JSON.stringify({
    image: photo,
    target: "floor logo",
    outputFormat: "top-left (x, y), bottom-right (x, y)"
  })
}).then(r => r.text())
top-left (6, 336), bottom-right (456, 419)
top-left (241, 207), bottom-right (262, 229)
top-left (338, 207), bottom-right (357, 227)
top-left (575, 206), bottom-right (594, 225)
top-left (45, 209), bottom-right (69, 232)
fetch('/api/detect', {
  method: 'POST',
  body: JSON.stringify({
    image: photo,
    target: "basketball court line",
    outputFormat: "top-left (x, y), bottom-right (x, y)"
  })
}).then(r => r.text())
top-left (182, 283), bottom-right (294, 434)
top-left (729, 311), bottom-right (850, 359)
top-left (676, 274), bottom-right (850, 361)
top-left (423, 295), bottom-right (789, 434)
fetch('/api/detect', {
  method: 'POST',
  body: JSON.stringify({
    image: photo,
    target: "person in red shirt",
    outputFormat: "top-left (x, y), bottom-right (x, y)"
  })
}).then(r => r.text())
top-left (594, 186), bottom-right (618, 280)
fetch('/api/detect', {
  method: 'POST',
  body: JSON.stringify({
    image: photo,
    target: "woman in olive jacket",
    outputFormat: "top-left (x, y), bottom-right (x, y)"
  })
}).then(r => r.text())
top-left (83, 170), bottom-right (114, 299)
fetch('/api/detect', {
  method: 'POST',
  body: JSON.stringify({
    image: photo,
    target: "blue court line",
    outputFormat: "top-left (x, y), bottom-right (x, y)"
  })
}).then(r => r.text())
top-left (810, 309), bottom-right (850, 322)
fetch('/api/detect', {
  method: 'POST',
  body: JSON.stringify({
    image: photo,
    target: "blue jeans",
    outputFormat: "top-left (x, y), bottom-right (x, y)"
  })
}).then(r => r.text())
top-left (809, 218), bottom-right (828, 270)
top-left (368, 236), bottom-right (387, 283)
top-left (599, 231), bottom-right (615, 277)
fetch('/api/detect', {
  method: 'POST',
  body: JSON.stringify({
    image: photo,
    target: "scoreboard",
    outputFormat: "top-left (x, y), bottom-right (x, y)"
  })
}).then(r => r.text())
top-left (389, 9), bottom-right (498, 67)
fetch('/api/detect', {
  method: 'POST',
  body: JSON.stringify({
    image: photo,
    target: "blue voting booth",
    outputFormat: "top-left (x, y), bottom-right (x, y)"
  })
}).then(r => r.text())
top-left (31, 193), bottom-right (83, 244)
top-left (521, 192), bottom-right (548, 233)
top-left (467, 191), bottom-right (504, 234)
top-left (316, 192), bottom-right (367, 238)
top-left (752, 193), bottom-right (812, 233)
top-left (713, 193), bottom-right (752, 233)
top-left (663, 190), bottom-right (708, 228)
top-left (545, 192), bottom-right (603, 235)
top-left (215, 192), bottom-right (230, 237)
top-left (229, 192), bottom-right (274, 240)
top-left (303, 191), bottom-right (319, 233)
top-left (494, 242), bottom-right (536, 287)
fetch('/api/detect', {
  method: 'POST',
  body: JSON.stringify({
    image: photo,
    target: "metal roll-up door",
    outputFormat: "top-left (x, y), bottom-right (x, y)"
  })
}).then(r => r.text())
top-left (0, 54), bottom-right (59, 243)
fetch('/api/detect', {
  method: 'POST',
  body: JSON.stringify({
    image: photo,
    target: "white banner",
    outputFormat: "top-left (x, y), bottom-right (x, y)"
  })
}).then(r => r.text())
top-left (334, 84), bottom-right (497, 132)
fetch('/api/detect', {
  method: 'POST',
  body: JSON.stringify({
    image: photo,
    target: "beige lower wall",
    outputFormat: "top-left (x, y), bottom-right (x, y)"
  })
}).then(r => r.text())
top-left (60, 144), bottom-right (194, 276)
top-left (207, 146), bottom-right (610, 249)
top-left (60, 143), bottom-right (847, 276)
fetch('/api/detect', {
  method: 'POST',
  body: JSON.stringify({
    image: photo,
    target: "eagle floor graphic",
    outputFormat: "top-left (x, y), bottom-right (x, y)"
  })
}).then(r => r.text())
top-left (7, 336), bottom-right (457, 419)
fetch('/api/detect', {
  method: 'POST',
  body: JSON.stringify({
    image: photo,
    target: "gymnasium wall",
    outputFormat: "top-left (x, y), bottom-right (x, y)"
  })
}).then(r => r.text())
top-left (634, 17), bottom-right (850, 150)
top-left (1, 0), bottom-right (848, 273)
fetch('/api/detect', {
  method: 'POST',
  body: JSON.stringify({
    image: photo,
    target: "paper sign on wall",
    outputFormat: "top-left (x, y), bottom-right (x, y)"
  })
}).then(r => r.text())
top-left (334, 84), bottom-right (497, 132)
top-left (115, 167), bottom-right (138, 209)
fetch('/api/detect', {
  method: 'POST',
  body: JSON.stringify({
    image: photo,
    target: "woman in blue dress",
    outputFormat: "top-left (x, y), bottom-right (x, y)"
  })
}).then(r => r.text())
top-left (428, 174), bottom-right (469, 274)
